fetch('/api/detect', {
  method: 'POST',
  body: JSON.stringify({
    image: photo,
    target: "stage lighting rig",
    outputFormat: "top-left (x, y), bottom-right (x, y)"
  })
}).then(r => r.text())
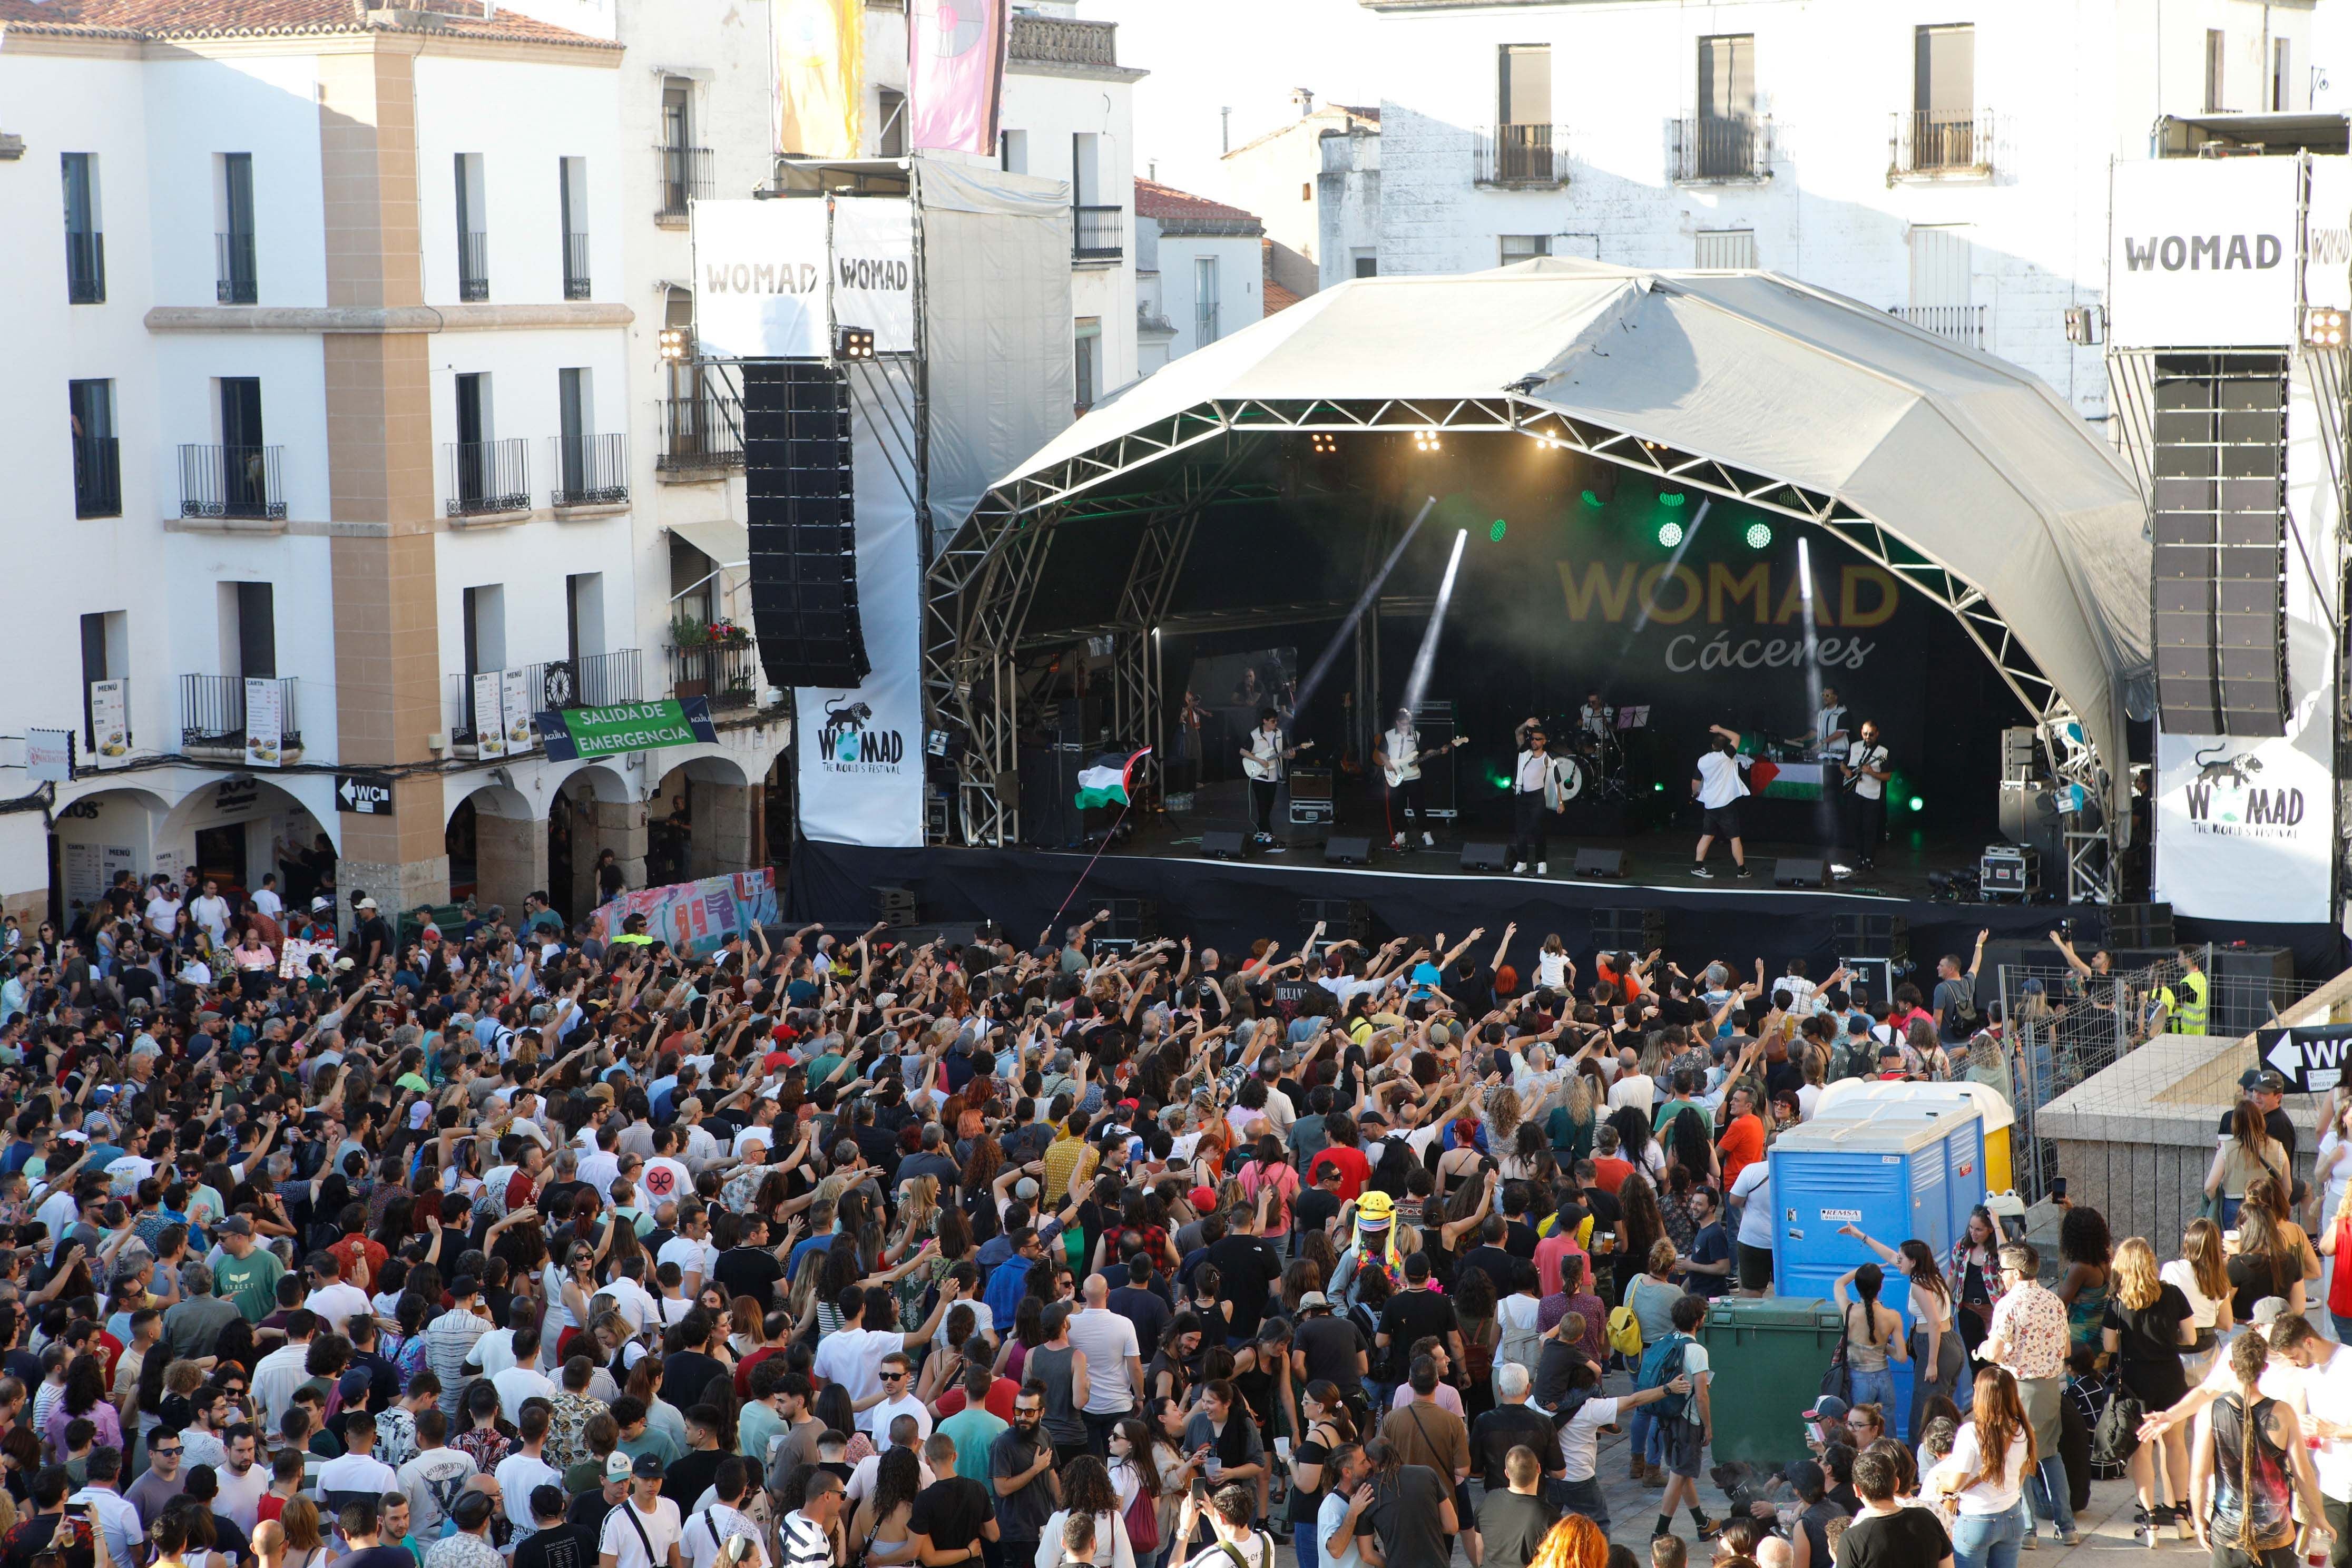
top-left (1413, 429), bottom-right (1443, 453)
top-left (1743, 521), bottom-right (1773, 550)
top-left (1657, 520), bottom-right (1684, 548)
top-left (2304, 307), bottom-right (2346, 349)
top-left (835, 326), bottom-right (877, 360)
top-left (658, 327), bottom-right (690, 362)
top-left (1310, 432), bottom-right (1338, 455)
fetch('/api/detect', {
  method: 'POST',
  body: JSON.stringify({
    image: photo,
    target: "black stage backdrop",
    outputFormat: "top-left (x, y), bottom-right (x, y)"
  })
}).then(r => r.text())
top-left (787, 839), bottom-right (2344, 980)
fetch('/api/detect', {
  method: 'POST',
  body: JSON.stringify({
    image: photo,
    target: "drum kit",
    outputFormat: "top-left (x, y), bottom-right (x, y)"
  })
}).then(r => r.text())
top-left (1554, 709), bottom-right (1630, 803)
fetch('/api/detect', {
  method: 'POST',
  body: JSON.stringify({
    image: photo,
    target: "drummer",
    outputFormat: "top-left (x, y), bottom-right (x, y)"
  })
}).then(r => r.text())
top-left (1794, 685), bottom-right (1850, 762)
top-left (1578, 690), bottom-right (1612, 750)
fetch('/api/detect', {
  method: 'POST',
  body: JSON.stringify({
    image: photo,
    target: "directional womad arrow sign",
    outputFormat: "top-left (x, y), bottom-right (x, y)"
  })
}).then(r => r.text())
top-left (2255, 1023), bottom-right (2352, 1094)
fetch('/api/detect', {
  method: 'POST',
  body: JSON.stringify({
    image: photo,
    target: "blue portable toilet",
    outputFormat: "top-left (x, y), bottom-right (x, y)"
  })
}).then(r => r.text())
top-left (1767, 1112), bottom-right (1987, 1438)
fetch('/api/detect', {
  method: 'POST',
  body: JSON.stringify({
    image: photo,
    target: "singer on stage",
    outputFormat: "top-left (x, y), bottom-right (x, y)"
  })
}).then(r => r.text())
top-left (1239, 708), bottom-right (1309, 852)
top-left (1835, 719), bottom-right (1892, 877)
top-left (1508, 721), bottom-right (1572, 876)
top-left (1374, 708), bottom-right (1433, 851)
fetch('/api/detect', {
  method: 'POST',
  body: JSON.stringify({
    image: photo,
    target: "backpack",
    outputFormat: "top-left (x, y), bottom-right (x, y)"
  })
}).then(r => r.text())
top-left (1637, 1331), bottom-right (1693, 1423)
top-left (1943, 982), bottom-right (1984, 1036)
top-left (1605, 1305), bottom-right (1644, 1360)
top-left (2092, 1381), bottom-right (2145, 1469)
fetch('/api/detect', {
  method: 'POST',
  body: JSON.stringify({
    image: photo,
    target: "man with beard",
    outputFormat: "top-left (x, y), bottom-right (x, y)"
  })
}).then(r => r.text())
top-left (987, 1388), bottom-right (1059, 1568)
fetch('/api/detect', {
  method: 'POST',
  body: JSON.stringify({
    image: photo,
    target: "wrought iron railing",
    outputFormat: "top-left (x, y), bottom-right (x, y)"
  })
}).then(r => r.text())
top-left (66, 230), bottom-right (105, 304)
top-left (1892, 109), bottom-right (1995, 176)
top-left (1074, 205), bottom-right (1123, 261)
top-left (563, 232), bottom-right (591, 301)
top-left (179, 444), bottom-right (286, 521)
top-left (73, 436), bottom-right (121, 519)
top-left (656, 145), bottom-right (712, 222)
top-left (669, 642), bottom-right (759, 709)
top-left (1670, 115), bottom-right (1771, 182)
top-left (458, 230), bottom-right (489, 301)
top-left (217, 231), bottom-right (258, 303)
top-left (180, 674), bottom-right (301, 752)
top-left (656, 394), bottom-right (744, 471)
top-left (551, 432), bottom-right (629, 507)
top-left (445, 437), bottom-right (530, 516)
top-left (1474, 123), bottom-right (1569, 187)
top-left (1889, 303), bottom-right (1986, 347)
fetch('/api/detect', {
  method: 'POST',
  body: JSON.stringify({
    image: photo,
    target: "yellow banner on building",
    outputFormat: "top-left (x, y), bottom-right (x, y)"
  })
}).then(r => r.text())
top-left (775, 0), bottom-right (863, 158)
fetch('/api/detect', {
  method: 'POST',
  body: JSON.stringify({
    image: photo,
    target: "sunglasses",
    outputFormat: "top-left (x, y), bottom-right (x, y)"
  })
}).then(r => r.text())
top-left (881, 1372), bottom-right (907, 1382)
top-left (151, 1446), bottom-right (182, 1457)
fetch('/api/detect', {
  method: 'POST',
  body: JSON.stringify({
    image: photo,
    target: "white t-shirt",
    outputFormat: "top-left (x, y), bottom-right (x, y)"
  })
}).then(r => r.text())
top-left (600, 1496), bottom-right (685, 1568)
top-left (659, 1234), bottom-right (718, 1288)
top-left (2160, 1259), bottom-right (2226, 1331)
top-left (495, 1451), bottom-right (563, 1536)
top-left (867, 1393), bottom-right (933, 1443)
top-left (306, 1282), bottom-right (374, 1330)
top-left (1606, 1074), bottom-right (1654, 1116)
top-left (1535, 951), bottom-right (1571, 989)
top-left (190, 895), bottom-right (232, 943)
top-left (844, 1452), bottom-right (936, 1506)
top-left (682, 1503), bottom-right (771, 1568)
top-left (493, 1365), bottom-right (559, 1415)
top-left (578, 1150), bottom-right (622, 1199)
top-left (810, 1327), bottom-right (903, 1430)
top-left (1382, 728), bottom-right (1422, 782)
top-left (1846, 739), bottom-right (1888, 802)
top-left (639, 1156), bottom-right (692, 1207)
top-left (1557, 1396), bottom-right (1620, 1481)
top-left (253, 887), bottom-right (283, 920)
top-left (316, 1450), bottom-right (398, 1502)
top-left (1729, 1160), bottom-right (1773, 1249)
top-left (733, 1124), bottom-right (778, 1160)
top-left (1934, 1422), bottom-right (2028, 1514)
top-left (1694, 750), bottom-right (1750, 809)
top-left (2300, 1345), bottom-right (2352, 1500)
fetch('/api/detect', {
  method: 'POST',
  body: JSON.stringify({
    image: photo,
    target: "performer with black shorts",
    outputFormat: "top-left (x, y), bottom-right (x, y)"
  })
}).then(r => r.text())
top-left (1835, 720), bottom-right (1891, 878)
top-left (1239, 708), bottom-right (1310, 851)
top-left (1508, 722), bottom-right (1570, 876)
top-left (1689, 723), bottom-right (1754, 879)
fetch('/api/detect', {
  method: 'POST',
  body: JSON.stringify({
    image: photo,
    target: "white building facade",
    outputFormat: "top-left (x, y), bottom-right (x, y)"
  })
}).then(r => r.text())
top-left (1341, 0), bottom-right (2325, 419)
top-left (1134, 178), bottom-right (1264, 374)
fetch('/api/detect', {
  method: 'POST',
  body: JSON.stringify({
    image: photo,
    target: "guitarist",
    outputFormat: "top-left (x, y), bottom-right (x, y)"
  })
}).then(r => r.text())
top-left (1239, 707), bottom-right (1310, 850)
top-left (1834, 720), bottom-right (1891, 878)
top-left (1374, 708), bottom-right (1436, 852)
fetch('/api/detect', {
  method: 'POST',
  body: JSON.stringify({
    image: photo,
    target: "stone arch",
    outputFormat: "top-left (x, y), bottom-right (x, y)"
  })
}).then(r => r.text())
top-left (550, 765), bottom-right (643, 920)
top-left (48, 786), bottom-right (171, 928)
top-left (153, 776), bottom-right (332, 908)
top-left (651, 751), bottom-right (762, 885)
top-left (445, 784), bottom-right (542, 914)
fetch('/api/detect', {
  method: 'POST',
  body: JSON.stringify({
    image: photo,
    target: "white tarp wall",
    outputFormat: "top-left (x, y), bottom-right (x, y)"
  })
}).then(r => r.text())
top-left (2126, 157), bottom-right (2345, 926)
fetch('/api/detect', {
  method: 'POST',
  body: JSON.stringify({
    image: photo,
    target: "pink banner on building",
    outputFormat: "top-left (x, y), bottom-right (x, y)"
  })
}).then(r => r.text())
top-left (906, 0), bottom-right (1008, 155)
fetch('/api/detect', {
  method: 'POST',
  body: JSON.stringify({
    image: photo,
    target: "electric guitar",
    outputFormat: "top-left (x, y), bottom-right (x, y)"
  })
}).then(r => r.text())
top-left (1840, 744), bottom-right (1888, 793)
top-left (1242, 737), bottom-right (1314, 782)
top-left (1381, 735), bottom-right (1470, 789)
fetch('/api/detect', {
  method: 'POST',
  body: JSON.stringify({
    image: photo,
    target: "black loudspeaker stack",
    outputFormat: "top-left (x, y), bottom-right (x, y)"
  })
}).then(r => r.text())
top-left (1298, 898), bottom-right (1375, 946)
top-left (1831, 913), bottom-right (1910, 964)
top-left (744, 360), bottom-right (869, 689)
top-left (1096, 898), bottom-right (1158, 951)
top-left (1590, 908), bottom-right (1667, 955)
top-left (2105, 902), bottom-right (2175, 948)
top-left (875, 886), bottom-right (917, 928)
top-left (2150, 353), bottom-right (2289, 736)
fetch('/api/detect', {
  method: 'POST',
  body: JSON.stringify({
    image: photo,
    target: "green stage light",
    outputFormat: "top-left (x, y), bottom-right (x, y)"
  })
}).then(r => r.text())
top-left (1653, 782), bottom-right (1665, 792)
top-left (1908, 795), bottom-right (1925, 811)
top-left (1745, 521), bottom-right (1773, 550)
top-left (1581, 489), bottom-right (1604, 508)
top-left (1657, 519), bottom-right (1684, 548)
top-left (1489, 518), bottom-right (1507, 542)
top-left (1660, 491), bottom-right (1686, 506)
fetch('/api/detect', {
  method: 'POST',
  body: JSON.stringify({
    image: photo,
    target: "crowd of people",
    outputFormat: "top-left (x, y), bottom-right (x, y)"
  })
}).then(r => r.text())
top-left (0, 872), bottom-right (2343, 1568)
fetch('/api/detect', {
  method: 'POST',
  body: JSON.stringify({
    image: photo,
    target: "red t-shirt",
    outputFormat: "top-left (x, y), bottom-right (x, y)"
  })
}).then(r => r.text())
top-left (1717, 1113), bottom-right (1766, 1190)
top-left (735, 1346), bottom-right (783, 1398)
top-left (1307, 1144), bottom-right (1371, 1201)
top-left (933, 1376), bottom-right (1021, 1423)
top-left (1590, 1156), bottom-right (1634, 1197)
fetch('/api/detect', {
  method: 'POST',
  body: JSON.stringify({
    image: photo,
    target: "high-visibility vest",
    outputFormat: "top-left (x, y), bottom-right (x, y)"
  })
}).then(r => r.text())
top-left (2165, 968), bottom-right (2210, 1035)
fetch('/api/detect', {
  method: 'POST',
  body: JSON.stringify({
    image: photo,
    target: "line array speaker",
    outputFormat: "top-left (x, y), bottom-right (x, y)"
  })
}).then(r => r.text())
top-left (1830, 913), bottom-right (1910, 963)
top-left (1298, 898), bottom-right (1375, 945)
top-left (1590, 907), bottom-right (1665, 956)
top-left (2105, 901), bottom-right (2175, 949)
top-left (2150, 352), bottom-right (2288, 737)
top-left (744, 359), bottom-right (870, 689)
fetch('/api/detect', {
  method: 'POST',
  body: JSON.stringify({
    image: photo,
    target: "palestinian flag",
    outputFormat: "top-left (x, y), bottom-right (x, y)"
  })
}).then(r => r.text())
top-left (1074, 747), bottom-right (1151, 810)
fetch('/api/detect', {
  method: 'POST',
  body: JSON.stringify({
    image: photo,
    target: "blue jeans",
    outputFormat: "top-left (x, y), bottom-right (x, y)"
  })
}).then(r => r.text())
top-left (2024, 1455), bottom-right (2074, 1537)
top-left (2335, 1312), bottom-right (2352, 1345)
top-left (1951, 1507), bottom-right (2024, 1568)
top-left (1848, 1364), bottom-right (1899, 1415)
top-left (1626, 1405), bottom-right (1665, 1467)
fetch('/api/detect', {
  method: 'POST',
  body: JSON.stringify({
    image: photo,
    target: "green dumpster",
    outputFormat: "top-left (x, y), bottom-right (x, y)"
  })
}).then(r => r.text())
top-left (1699, 1297), bottom-right (1843, 1468)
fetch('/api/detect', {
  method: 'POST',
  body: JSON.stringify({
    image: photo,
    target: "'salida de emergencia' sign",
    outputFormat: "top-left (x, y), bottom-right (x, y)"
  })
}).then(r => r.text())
top-left (536, 697), bottom-right (719, 761)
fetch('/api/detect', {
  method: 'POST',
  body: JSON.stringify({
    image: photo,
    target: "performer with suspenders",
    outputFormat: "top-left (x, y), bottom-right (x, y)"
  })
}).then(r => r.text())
top-left (1239, 708), bottom-right (1312, 851)
top-left (1508, 721), bottom-right (1572, 877)
top-left (1834, 719), bottom-right (1892, 878)
top-left (1373, 708), bottom-right (1468, 852)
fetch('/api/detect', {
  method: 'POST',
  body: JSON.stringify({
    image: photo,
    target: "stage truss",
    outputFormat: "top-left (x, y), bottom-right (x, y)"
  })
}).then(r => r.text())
top-left (923, 396), bottom-right (2119, 901)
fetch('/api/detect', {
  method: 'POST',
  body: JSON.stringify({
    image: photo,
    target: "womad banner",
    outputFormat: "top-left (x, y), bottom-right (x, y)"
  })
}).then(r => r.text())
top-left (2154, 724), bottom-right (2331, 924)
top-left (591, 868), bottom-right (779, 958)
top-left (693, 199), bottom-right (915, 360)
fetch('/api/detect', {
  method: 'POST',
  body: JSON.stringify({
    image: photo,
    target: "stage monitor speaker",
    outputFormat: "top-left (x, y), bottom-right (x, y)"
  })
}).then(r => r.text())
top-left (744, 359), bottom-right (869, 689)
top-left (1830, 913), bottom-right (1910, 962)
top-left (1590, 907), bottom-right (1665, 955)
top-left (1573, 848), bottom-right (1626, 879)
top-left (1773, 857), bottom-right (1827, 888)
top-left (2150, 352), bottom-right (2289, 737)
top-left (875, 886), bottom-right (917, 928)
top-left (1324, 835), bottom-right (1373, 866)
top-left (2106, 901), bottom-right (2175, 948)
top-left (1299, 897), bottom-right (1376, 946)
top-left (1462, 842), bottom-right (1510, 872)
top-left (1201, 830), bottom-right (1250, 862)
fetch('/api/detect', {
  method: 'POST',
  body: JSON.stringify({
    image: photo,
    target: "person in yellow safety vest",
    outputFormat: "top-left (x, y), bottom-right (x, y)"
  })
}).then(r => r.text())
top-left (609, 911), bottom-right (655, 949)
top-left (2159, 947), bottom-right (2209, 1035)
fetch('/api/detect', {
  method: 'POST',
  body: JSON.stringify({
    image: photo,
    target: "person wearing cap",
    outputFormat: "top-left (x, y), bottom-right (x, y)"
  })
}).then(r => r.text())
top-left (426, 1485), bottom-right (506, 1568)
top-left (569, 1449), bottom-right (638, 1536)
top-left (595, 1452), bottom-right (683, 1568)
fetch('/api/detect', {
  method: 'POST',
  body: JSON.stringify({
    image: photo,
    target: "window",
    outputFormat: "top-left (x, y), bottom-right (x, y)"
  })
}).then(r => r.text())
top-left (1194, 257), bottom-right (1221, 346)
top-left (217, 153), bottom-right (257, 304)
top-left (1500, 235), bottom-right (1551, 266)
top-left (1912, 24), bottom-right (1976, 169)
top-left (658, 81), bottom-right (702, 222)
top-left (2273, 38), bottom-right (2291, 112)
top-left (80, 611), bottom-right (126, 751)
top-left (68, 379), bottom-right (119, 519)
top-left (877, 88), bottom-right (907, 159)
top-left (1301, 182), bottom-right (1311, 201)
top-left (1074, 317), bottom-right (1101, 414)
top-left (559, 157), bottom-right (589, 300)
top-left (1693, 230), bottom-right (1755, 269)
top-left (1000, 129), bottom-right (1028, 175)
top-left (1693, 35), bottom-right (1757, 179)
top-left (557, 367), bottom-right (593, 501)
top-left (1904, 224), bottom-right (1979, 344)
top-left (220, 582), bottom-right (276, 679)
top-left (1353, 250), bottom-right (1378, 279)
top-left (1498, 43), bottom-right (1551, 125)
top-left (567, 573), bottom-right (605, 665)
top-left (455, 152), bottom-right (487, 301)
top-left (462, 584), bottom-right (507, 676)
top-left (61, 152), bottom-right (103, 304)
top-left (219, 377), bottom-right (273, 520)
top-left (2206, 30), bottom-right (2227, 113)
top-left (1072, 132), bottom-right (1100, 205)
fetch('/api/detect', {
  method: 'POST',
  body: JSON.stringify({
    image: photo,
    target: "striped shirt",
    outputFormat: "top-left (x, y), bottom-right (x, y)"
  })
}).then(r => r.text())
top-left (780, 1511), bottom-right (830, 1568)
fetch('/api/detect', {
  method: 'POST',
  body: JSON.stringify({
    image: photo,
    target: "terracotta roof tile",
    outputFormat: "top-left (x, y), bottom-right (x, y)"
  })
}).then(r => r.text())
top-left (1134, 177), bottom-right (1260, 228)
top-left (1263, 239), bottom-right (1301, 315)
top-left (0, 0), bottom-right (616, 48)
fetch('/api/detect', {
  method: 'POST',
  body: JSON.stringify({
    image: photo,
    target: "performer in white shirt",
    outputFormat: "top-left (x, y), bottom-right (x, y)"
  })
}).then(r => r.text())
top-left (1834, 719), bottom-right (1892, 878)
top-left (1796, 685), bottom-right (1850, 762)
top-left (1374, 708), bottom-right (1435, 852)
top-left (1507, 724), bottom-right (1570, 877)
top-left (1238, 708), bottom-right (1309, 850)
top-left (1689, 723), bottom-right (1755, 879)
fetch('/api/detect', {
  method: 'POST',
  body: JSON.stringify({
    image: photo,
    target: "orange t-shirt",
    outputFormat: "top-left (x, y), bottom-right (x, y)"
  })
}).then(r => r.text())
top-left (1718, 1112), bottom-right (1766, 1189)
top-left (1591, 1155), bottom-right (1633, 1196)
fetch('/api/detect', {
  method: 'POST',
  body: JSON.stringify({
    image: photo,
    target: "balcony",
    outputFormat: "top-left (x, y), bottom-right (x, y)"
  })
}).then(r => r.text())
top-left (73, 436), bottom-right (121, 520)
top-left (180, 674), bottom-right (302, 761)
top-left (1890, 109), bottom-right (1995, 180)
top-left (445, 437), bottom-right (530, 517)
top-left (656, 394), bottom-right (744, 474)
top-left (550, 432), bottom-right (629, 508)
top-left (1008, 13), bottom-right (1118, 67)
top-left (66, 230), bottom-right (104, 304)
top-left (1889, 303), bottom-right (1986, 347)
top-left (458, 230), bottom-right (489, 301)
top-left (563, 233), bottom-right (591, 300)
top-left (448, 652), bottom-right (645, 753)
top-left (668, 639), bottom-right (760, 710)
top-left (656, 145), bottom-right (712, 223)
top-left (179, 444), bottom-right (286, 522)
top-left (1073, 204), bottom-right (1123, 262)
top-left (1670, 115), bottom-right (1772, 183)
top-left (216, 231), bottom-right (258, 304)
top-left (1474, 123), bottom-right (1569, 188)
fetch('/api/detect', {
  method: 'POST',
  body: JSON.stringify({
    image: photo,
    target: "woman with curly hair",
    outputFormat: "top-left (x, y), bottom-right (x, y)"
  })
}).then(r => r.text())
top-left (1037, 1454), bottom-right (1134, 1568)
top-left (850, 1444), bottom-right (923, 1567)
top-left (1611, 1173), bottom-right (1667, 1305)
top-left (2054, 1206), bottom-right (2111, 1357)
